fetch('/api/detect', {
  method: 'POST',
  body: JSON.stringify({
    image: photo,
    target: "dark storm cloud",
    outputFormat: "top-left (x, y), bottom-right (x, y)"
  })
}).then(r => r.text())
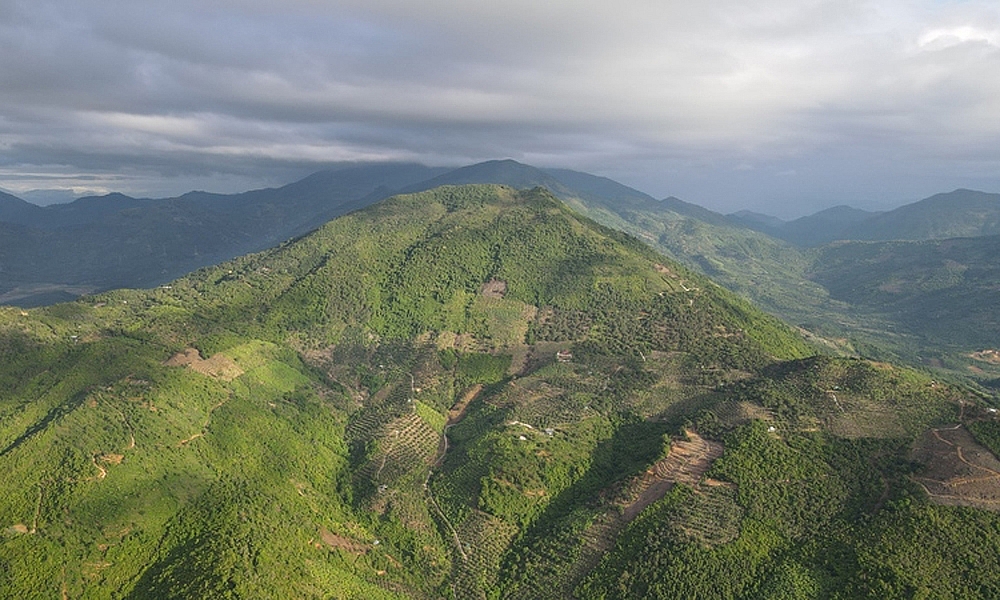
top-left (0, 0), bottom-right (998, 214)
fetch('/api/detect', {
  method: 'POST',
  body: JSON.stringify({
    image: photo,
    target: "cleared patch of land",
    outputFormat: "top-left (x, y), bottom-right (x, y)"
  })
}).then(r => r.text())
top-left (911, 425), bottom-right (1000, 510)
top-left (564, 430), bottom-right (726, 589)
top-left (317, 528), bottom-right (371, 554)
top-left (165, 348), bottom-right (244, 381)
top-left (622, 431), bottom-right (726, 521)
top-left (970, 349), bottom-right (1000, 365)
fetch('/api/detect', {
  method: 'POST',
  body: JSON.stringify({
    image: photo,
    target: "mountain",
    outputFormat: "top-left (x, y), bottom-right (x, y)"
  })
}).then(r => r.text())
top-left (725, 190), bottom-right (1000, 247)
top-left (0, 190), bottom-right (47, 226)
top-left (18, 188), bottom-right (81, 206)
top-left (0, 158), bottom-right (771, 309)
top-left (541, 167), bottom-right (665, 211)
top-left (3, 161), bottom-right (999, 386)
top-left (3, 184), bottom-right (998, 598)
top-left (729, 205), bottom-right (883, 246)
top-left (398, 164), bottom-right (844, 361)
top-left (1, 191), bottom-right (153, 229)
top-left (516, 180), bottom-right (999, 381)
top-left (777, 205), bottom-right (883, 246)
top-left (657, 196), bottom-right (735, 227)
top-left (404, 159), bottom-right (569, 195)
top-left (844, 189), bottom-right (1000, 241)
top-left (727, 209), bottom-right (785, 230)
top-left (808, 235), bottom-right (1000, 350)
top-left (0, 163), bottom-right (445, 305)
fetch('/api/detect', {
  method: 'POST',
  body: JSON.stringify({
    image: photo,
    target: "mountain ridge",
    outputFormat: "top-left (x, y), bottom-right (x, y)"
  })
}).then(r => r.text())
top-left (2, 160), bottom-right (999, 385)
top-left (1, 184), bottom-right (995, 598)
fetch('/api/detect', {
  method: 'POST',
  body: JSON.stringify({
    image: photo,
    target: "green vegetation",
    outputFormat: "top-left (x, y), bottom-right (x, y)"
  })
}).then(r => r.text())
top-left (561, 186), bottom-right (1000, 387)
top-left (968, 420), bottom-right (1000, 456)
top-left (809, 236), bottom-right (1000, 351)
top-left (0, 184), bottom-right (996, 598)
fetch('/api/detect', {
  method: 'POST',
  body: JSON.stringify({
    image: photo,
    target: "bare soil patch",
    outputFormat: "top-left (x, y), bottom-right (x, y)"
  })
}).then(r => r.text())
top-left (448, 385), bottom-right (482, 427)
top-left (318, 528), bottom-right (370, 554)
top-left (622, 430), bottom-right (725, 521)
top-left (99, 453), bottom-right (124, 465)
top-left (970, 349), bottom-right (1000, 365)
top-left (480, 279), bottom-right (507, 299)
top-left (653, 264), bottom-right (675, 277)
top-left (911, 425), bottom-right (1000, 510)
top-left (165, 348), bottom-right (243, 381)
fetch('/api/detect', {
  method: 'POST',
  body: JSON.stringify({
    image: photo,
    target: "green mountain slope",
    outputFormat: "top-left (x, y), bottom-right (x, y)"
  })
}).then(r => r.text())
top-left (726, 189), bottom-right (1000, 247)
top-left (506, 173), bottom-right (999, 383)
top-left (4, 160), bottom-right (997, 391)
top-left (809, 236), bottom-right (1000, 351)
top-left (0, 185), bottom-right (804, 598)
top-left (0, 164), bottom-right (445, 306)
top-left (739, 205), bottom-right (883, 247)
top-left (401, 161), bottom-right (835, 343)
top-left (0, 191), bottom-right (48, 226)
top-left (1, 184), bottom-right (998, 599)
top-left (846, 189), bottom-right (1000, 242)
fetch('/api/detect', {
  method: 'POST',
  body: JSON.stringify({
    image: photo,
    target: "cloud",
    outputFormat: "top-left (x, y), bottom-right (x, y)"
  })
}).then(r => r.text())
top-left (0, 0), bottom-right (998, 213)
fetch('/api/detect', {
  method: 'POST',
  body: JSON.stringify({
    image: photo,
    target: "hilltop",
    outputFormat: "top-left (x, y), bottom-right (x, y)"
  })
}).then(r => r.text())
top-left (2, 185), bottom-right (999, 598)
top-left (0, 164), bottom-right (445, 305)
top-left (2, 161), bottom-right (999, 383)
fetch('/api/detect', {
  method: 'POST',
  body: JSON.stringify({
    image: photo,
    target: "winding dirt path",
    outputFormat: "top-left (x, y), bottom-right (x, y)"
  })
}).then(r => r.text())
top-left (433, 385), bottom-right (482, 468)
top-left (912, 421), bottom-right (1000, 509)
top-left (375, 430), bottom-right (401, 480)
top-left (89, 455), bottom-right (107, 481)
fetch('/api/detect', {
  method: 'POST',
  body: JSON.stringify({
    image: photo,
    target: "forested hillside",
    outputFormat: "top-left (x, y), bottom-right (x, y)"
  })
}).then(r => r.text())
top-left (1, 185), bottom-right (998, 599)
top-left (0, 164), bottom-right (444, 306)
top-left (4, 160), bottom-right (998, 390)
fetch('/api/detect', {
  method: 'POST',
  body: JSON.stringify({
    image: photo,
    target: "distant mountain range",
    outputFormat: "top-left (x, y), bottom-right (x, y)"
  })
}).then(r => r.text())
top-left (0, 164), bottom-right (446, 303)
top-left (0, 160), bottom-right (721, 306)
top-left (729, 205), bottom-right (883, 246)
top-left (2, 159), bottom-right (999, 385)
top-left (729, 189), bottom-right (1000, 247)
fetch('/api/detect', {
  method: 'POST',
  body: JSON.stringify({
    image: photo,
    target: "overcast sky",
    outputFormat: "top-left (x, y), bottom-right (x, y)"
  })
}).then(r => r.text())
top-left (1, 0), bottom-right (998, 216)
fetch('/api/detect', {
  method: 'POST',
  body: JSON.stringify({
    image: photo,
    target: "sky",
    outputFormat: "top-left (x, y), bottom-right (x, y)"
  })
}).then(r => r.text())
top-left (1, 0), bottom-right (998, 217)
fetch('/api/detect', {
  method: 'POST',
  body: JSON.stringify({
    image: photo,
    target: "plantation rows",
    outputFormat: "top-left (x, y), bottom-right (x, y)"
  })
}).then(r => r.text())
top-left (519, 430), bottom-right (729, 595)
top-left (669, 484), bottom-right (743, 547)
top-left (652, 431), bottom-right (724, 486)
top-left (711, 400), bottom-right (775, 430)
top-left (345, 382), bottom-right (413, 446)
top-left (450, 510), bottom-right (519, 600)
top-left (359, 412), bottom-right (441, 487)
